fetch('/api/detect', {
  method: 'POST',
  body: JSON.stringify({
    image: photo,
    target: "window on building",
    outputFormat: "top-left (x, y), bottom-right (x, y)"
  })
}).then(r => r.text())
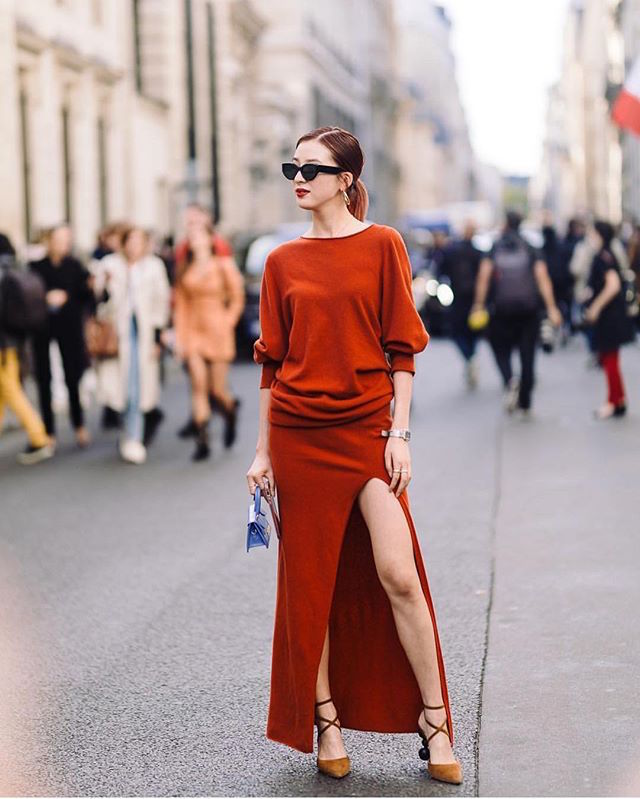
top-left (131, 0), bottom-right (169, 102)
top-left (18, 86), bottom-right (32, 242)
top-left (92, 0), bottom-right (102, 25)
top-left (207, 1), bottom-right (220, 222)
top-left (61, 105), bottom-right (72, 224)
top-left (97, 116), bottom-right (108, 226)
top-left (312, 86), bottom-right (356, 134)
top-left (133, 0), bottom-right (143, 93)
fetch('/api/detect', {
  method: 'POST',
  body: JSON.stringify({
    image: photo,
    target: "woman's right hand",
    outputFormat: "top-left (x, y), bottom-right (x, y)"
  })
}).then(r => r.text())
top-left (246, 450), bottom-right (275, 497)
top-left (46, 289), bottom-right (68, 308)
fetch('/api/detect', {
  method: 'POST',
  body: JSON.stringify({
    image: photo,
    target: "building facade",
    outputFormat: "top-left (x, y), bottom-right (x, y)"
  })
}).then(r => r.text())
top-left (243, 0), bottom-right (400, 229)
top-left (532, 0), bottom-right (626, 226)
top-left (393, 0), bottom-right (476, 215)
top-left (0, 0), bottom-right (171, 252)
top-left (0, 0), bottom-right (479, 249)
top-left (620, 0), bottom-right (640, 222)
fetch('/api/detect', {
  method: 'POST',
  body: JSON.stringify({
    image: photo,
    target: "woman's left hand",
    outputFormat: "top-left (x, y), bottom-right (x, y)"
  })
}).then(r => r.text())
top-left (385, 438), bottom-right (411, 497)
top-left (584, 305), bottom-right (599, 324)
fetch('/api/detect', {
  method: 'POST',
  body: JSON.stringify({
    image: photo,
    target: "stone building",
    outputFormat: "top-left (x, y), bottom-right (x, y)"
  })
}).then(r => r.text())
top-left (532, 0), bottom-right (626, 226)
top-left (0, 0), bottom-right (477, 248)
top-left (0, 0), bottom-right (268, 250)
top-left (0, 0), bottom-right (171, 252)
top-left (620, 0), bottom-right (640, 222)
top-left (247, 0), bottom-right (400, 228)
top-left (393, 0), bottom-right (476, 215)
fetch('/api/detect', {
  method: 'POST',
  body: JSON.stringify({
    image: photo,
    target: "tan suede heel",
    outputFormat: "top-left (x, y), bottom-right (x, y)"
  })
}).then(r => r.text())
top-left (417, 702), bottom-right (463, 785)
top-left (315, 698), bottom-right (351, 778)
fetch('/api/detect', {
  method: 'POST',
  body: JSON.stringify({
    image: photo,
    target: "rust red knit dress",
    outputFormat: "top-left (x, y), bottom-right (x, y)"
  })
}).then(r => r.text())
top-left (253, 222), bottom-right (453, 754)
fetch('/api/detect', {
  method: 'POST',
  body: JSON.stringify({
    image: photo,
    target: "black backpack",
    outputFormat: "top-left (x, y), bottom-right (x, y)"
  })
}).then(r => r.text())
top-left (0, 257), bottom-right (48, 337)
top-left (491, 235), bottom-right (539, 314)
top-left (620, 264), bottom-right (640, 321)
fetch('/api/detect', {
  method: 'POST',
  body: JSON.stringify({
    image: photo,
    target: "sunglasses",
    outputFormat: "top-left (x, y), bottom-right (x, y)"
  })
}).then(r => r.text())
top-left (281, 162), bottom-right (344, 181)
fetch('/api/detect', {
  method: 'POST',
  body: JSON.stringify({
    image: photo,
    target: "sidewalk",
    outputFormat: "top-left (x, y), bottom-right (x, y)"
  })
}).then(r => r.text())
top-left (479, 339), bottom-right (640, 796)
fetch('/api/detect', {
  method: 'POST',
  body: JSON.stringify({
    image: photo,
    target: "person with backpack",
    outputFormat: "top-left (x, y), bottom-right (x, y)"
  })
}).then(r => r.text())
top-left (471, 211), bottom-right (562, 415)
top-left (436, 221), bottom-right (483, 388)
top-left (584, 220), bottom-right (636, 419)
top-left (29, 223), bottom-right (94, 448)
top-left (0, 233), bottom-right (54, 464)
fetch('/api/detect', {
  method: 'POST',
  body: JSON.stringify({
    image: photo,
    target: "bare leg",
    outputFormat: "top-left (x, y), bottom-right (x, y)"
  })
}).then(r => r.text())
top-left (357, 477), bottom-right (457, 765)
top-left (209, 360), bottom-right (235, 411)
top-left (187, 354), bottom-right (210, 424)
top-left (315, 625), bottom-right (348, 760)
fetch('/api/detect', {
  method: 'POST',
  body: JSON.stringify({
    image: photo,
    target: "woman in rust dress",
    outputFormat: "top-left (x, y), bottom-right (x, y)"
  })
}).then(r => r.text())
top-left (246, 127), bottom-right (462, 785)
top-left (174, 222), bottom-right (245, 460)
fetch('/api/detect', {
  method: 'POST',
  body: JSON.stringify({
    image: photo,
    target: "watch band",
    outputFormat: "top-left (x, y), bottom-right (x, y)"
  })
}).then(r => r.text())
top-left (381, 428), bottom-right (411, 441)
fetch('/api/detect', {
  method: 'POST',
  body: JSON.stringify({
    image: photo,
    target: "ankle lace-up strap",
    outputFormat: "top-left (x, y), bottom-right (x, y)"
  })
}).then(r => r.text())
top-left (422, 703), bottom-right (451, 744)
top-left (315, 697), bottom-right (341, 739)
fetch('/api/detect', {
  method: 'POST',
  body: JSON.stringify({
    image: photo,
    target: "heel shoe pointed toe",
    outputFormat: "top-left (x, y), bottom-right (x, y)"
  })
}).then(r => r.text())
top-left (316, 755), bottom-right (351, 779)
top-left (427, 761), bottom-right (463, 785)
top-left (314, 697), bottom-right (351, 779)
top-left (417, 702), bottom-right (463, 785)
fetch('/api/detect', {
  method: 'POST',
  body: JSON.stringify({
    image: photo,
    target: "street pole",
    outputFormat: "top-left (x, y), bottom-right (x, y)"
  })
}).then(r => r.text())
top-left (184, 0), bottom-right (197, 203)
top-left (207, 1), bottom-right (221, 224)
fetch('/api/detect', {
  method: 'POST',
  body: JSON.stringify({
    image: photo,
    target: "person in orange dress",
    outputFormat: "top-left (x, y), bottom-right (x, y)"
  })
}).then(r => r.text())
top-left (246, 127), bottom-right (463, 785)
top-left (173, 203), bottom-right (236, 439)
top-left (173, 222), bottom-right (245, 460)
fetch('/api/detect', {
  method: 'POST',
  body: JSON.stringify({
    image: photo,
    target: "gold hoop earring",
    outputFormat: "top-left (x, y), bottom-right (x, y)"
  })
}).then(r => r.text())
top-left (343, 190), bottom-right (350, 206)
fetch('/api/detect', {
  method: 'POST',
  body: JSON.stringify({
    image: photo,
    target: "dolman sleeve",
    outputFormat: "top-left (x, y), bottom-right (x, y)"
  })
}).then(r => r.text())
top-left (381, 229), bottom-right (429, 375)
top-left (253, 253), bottom-right (289, 389)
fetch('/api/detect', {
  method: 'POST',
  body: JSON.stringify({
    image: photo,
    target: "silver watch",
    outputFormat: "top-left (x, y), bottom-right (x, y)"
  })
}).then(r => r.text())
top-left (381, 428), bottom-right (411, 442)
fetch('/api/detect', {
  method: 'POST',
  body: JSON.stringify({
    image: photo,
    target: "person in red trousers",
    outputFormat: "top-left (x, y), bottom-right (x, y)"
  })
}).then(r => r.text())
top-left (584, 220), bottom-right (635, 419)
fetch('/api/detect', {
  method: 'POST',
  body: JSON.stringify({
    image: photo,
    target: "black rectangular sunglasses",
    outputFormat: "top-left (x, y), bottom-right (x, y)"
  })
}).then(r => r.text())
top-left (282, 162), bottom-right (344, 181)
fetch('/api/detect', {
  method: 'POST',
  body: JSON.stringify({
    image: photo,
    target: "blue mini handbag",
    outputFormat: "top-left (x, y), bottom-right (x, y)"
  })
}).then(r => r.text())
top-left (246, 485), bottom-right (281, 552)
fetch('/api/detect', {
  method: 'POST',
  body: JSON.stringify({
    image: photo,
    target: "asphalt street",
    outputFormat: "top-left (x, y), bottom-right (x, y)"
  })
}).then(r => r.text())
top-left (0, 337), bottom-right (638, 797)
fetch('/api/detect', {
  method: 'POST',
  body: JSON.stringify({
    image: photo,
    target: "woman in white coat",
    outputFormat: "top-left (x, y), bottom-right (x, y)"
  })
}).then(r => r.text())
top-left (94, 226), bottom-right (170, 463)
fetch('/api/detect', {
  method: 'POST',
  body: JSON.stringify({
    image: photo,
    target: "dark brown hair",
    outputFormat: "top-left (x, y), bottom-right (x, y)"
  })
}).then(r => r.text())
top-left (121, 225), bottom-right (149, 248)
top-left (296, 126), bottom-right (369, 221)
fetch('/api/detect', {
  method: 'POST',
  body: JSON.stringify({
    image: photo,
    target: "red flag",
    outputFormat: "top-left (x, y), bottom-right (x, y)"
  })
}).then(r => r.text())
top-left (613, 57), bottom-right (640, 136)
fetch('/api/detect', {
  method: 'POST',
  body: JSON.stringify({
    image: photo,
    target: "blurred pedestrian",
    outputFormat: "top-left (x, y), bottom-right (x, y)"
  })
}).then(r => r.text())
top-left (89, 223), bottom-right (127, 430)
top-left (0, 233), bottom-right (53, 464)
top-left (157, 234), bottom-right (176, 287)
top-left (173, 221), bottom-right (244, 460)
top-left (247, 126), bottom-right (462, 784)
top-left (571, 223), bottom-right (631, 364)
top-left (29, 223), bottom-right (93, 447)
top-left (173, 203), bottom-right (238, 439)
top-left (558, 218), bottom-right (584, 330)
top-left (472, 211), bottom-right (562, 416)
top-left (174, 203), bottom-right (233, 268)
top-left (426, 230), bottom-right (449, 275)
top-left (627, 223), bottom-right (640, 306)
top-left (91, 222), bottom-right (126, 262)
top-left (584, 221), bottom-right (635, 419)
top-left (93, 226), bottom-right (170, 463)
top-left (542, 222), bottom-right (573, 340)
top-left (437, 221), bottom-right (482, 388)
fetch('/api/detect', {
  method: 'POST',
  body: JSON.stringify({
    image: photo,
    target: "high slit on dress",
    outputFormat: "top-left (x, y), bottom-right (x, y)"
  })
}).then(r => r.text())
top-left (253, 222), bottom-right (454, 754)
top-left (266, 402), bottom-right (453, 753)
